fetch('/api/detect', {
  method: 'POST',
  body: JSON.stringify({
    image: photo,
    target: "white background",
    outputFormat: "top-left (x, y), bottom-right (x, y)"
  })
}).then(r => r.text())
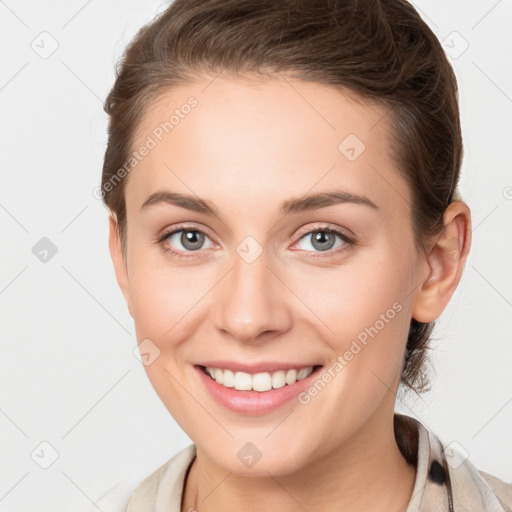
top-left (0, 1), bottom-right (511, 510)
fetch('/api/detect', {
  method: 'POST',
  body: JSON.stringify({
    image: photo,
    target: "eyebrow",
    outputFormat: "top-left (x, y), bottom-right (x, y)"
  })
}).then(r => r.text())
top-left (280, 190), bottom-right (378, 214)
top-left (140, 189), bottom-right (379, 217)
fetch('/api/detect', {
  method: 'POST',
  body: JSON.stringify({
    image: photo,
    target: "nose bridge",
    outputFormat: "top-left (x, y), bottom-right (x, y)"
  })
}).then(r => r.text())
top-left (213, 241), bottom-right (291, 342)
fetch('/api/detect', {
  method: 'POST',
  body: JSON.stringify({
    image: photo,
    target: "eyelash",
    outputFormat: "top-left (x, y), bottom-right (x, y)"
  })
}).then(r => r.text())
top-left (156, 223), bottom-right (356, 259)
top-left (156, 225), bottom-right (214, 259)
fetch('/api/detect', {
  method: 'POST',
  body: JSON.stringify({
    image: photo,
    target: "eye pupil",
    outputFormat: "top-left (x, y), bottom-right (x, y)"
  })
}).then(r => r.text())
top-left (181, 230), bottom-right (205, 251)
top-left (312, 231), bottom-right (336, 251)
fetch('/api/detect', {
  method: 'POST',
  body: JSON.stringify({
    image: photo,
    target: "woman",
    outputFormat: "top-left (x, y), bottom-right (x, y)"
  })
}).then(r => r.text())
top-left (99, 0), bottom-right (512, 510)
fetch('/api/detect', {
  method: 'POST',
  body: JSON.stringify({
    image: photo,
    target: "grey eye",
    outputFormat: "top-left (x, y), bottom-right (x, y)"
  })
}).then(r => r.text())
top-left (167, 229), bottom-right (213, 252)
top-left (296, 230), bottom-right (345, 252)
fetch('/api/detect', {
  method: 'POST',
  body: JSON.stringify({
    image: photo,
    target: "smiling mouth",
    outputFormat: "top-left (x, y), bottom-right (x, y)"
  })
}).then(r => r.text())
top-left (199, 364), bottom-right (323, 393)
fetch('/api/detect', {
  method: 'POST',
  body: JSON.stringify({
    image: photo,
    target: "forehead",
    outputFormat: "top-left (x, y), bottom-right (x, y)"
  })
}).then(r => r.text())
top-left (126, 74), bottom-right (408, 217)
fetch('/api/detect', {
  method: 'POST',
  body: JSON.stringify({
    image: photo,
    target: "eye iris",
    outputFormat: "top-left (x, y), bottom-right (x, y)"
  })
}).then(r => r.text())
top-left (311, 231), bottom-right (336, 251)
top-left (181, 230), bottom-right (204, 251)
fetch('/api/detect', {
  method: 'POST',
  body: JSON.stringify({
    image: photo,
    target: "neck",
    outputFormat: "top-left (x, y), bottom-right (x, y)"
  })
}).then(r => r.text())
top-left (182, 408), bottom-right (416, 512)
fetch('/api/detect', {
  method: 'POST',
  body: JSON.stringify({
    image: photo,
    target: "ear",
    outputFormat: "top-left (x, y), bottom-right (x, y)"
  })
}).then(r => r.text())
top-left (108, 214), bottom-right (134, 318)
top-left (412, 201), bottom-right (472, 323)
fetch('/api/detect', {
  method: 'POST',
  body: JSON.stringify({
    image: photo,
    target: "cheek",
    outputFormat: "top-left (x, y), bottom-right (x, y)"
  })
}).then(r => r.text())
top-left (128, 256), bottom-right (210, 338)
top-left (293, 249), bottom-right (414, 375)
top-left (127, 260), bottom-right (200, 418)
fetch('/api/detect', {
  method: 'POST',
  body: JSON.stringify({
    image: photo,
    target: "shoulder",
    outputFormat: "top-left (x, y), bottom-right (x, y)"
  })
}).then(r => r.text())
top-left (85, 475), bottom-right (143, 512)
top-left (395, 413), bottom-right (512, 511)
top-left (126, 443), bottom-right (197, 512)
top-left (478, 470), bottom-right (512, 511)
top-left (437, 437), bottom-right (512, 511)
top-left (87, 444), bottom-right (196, 512)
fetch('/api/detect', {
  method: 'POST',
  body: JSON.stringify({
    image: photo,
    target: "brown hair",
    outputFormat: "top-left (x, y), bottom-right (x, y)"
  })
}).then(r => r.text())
top-left (101, 0), bottom-right (462, 397)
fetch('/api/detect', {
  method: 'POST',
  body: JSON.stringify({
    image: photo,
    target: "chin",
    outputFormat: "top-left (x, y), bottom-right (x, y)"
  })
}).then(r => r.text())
top-left (195, 433), bottom-right (315, 477)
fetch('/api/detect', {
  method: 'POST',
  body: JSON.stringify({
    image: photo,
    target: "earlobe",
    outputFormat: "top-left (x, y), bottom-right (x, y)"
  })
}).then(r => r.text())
top-left (412, 201), bottom-right (472, 323)
top-left (108, 214), bottom-right (134, 318)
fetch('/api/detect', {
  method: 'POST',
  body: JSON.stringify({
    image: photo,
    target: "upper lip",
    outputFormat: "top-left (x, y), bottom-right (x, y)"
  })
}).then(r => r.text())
top-left (196, 361), bottom-right (323, 374)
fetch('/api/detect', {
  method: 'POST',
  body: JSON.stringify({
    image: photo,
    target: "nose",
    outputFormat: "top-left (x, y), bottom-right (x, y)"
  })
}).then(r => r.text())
top-left (213, 247), bottom-right (293, 344)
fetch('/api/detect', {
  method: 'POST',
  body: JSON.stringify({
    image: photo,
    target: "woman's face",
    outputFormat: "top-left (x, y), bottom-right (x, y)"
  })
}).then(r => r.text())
top-left (112, 74), bottom-right (430, 475)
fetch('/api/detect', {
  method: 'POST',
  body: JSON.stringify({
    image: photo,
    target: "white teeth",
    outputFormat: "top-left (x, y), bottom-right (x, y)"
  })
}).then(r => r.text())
top-left (285, 369), bottom-right (297, 385)
top-left (204, 365), bottom-right (316, 392)
top-left (222, 369), bottom-right (235, 387)
top-left (271, 370), bottom-right (286, 389)
top-left (297, 367), bottom-right (311, 380)
top-left (234, 371), bottom-right (252, 390)
top-left (252, 372), bottom-right (272, 392)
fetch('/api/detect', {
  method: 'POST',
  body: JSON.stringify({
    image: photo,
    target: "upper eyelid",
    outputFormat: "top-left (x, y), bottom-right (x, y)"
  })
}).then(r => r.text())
top-left (294, 223), bottom-right (353, 240)
top-left (158, 223), bottom-right (215, 240)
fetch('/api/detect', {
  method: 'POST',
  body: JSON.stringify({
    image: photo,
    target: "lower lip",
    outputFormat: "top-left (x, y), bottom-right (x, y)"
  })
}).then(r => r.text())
top-left (194, 365), bottom-right (323, 415)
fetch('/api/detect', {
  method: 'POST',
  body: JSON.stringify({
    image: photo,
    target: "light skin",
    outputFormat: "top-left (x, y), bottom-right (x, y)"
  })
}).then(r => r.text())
top-left (108, 73), bottom-right (471, 512)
